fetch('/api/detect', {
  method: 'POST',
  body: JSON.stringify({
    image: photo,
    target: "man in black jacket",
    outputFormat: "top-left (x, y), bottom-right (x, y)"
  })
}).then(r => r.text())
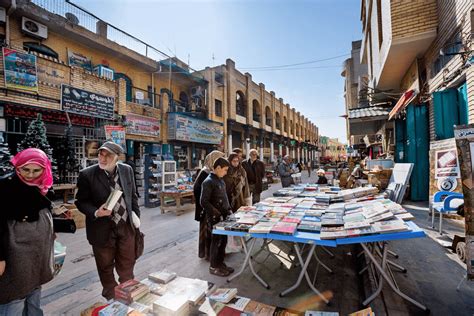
top-left (200, 157), bottom-right (233, 277)
top-left (75, 141), bottom-right (140, 300)
top-left (242, 149), bottom-right (266, 204)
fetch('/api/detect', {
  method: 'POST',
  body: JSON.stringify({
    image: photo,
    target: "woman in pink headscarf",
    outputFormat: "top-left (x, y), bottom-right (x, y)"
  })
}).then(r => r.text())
top-left (0, 148), bottom-right (55, 316)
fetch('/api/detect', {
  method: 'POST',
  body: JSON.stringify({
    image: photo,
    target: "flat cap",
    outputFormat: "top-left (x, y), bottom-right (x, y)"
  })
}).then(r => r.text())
top-left (98, 141), bottom-right (123, 155)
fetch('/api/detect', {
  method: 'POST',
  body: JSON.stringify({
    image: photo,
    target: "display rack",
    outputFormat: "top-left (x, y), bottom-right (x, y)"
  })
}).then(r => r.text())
top-left (144, 155), bottom-right (177, 208)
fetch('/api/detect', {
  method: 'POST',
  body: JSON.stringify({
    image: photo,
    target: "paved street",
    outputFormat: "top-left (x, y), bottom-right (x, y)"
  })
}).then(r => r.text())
top-left (42, 174), bottom-right (474, 315)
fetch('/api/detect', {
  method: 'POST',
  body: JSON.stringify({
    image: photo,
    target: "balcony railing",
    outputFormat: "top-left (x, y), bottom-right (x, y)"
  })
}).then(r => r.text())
top-left (168, 99), bottom-right (207, 119)
top-left (130, 86), bottom-right (161, 109)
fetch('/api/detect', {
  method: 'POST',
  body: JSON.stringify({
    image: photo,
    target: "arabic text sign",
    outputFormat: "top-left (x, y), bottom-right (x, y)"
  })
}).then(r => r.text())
top-left (61, 84), bottom-right (114, 119)
top-left (126, 113), bottom-right (160, 138)
top-left (168, 113), bottom-right (222, 145)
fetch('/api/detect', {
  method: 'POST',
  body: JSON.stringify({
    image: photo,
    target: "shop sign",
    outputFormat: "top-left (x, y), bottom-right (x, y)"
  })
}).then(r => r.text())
top-left (104, 125), bottom-right (126, 149)
top-left (61, 84), bottom-right (115, 119)
top-left (3, 103), bottom-right (95, 127)
top-left (67, 50), bottom-right (93, 71)
top-left (3, 48), bottom-right (38, 92)
top-left (126, 112), bottom-right (160, 138)
top-left (37, 58), bottom-right (67, 86)
top-left (454, 125), bottom-right (474, 280)
top-left (168, 113), bottom-right (223, 145)
top-left (434, 149), bottom-right (460, 179)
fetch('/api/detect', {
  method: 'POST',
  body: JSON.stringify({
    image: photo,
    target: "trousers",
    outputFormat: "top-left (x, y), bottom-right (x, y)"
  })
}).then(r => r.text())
top-left (92, 222), bottom-right (136, 300)
top-left (0, 287), bottom-right (43, 316)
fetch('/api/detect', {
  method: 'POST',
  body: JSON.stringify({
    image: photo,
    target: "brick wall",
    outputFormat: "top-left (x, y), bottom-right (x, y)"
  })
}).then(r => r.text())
top-left (390, 0), bottom-right (438, 40)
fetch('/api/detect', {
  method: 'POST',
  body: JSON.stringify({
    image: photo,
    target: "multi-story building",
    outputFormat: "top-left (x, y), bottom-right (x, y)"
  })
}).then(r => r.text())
top-left (0, 0), bottom-right (320, 183)
top-left (197, 60), bottom-right (320, 164)
top-left (358, 0), bottom-right (473, 200)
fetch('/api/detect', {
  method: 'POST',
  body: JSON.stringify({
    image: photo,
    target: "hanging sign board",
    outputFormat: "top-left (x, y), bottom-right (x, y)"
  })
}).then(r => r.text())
top-left (3, 48), bottom-right (38, 92)
top-left (61, 84), bottom-right (115, 119)
top-left (454, 124), bottom-right (474, 280)
top-left (104, 125), bottom-right (126, 149)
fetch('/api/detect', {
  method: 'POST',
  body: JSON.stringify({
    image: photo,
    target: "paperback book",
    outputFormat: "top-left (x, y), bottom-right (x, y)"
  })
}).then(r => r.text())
top-left (270, 222), bottom-right (298, 235)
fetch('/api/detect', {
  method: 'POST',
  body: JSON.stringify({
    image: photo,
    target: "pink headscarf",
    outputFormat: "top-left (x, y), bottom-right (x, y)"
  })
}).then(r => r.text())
top-left (11, 148), bottom-right (53, 195)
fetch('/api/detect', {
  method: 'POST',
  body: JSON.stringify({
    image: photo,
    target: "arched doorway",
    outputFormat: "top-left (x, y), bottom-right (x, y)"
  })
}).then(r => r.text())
top-left (265, 106), bottom-right (272, 126)
top-left (236, 91), bottom-right (246, 117)
top-left (252, 100), bottom-right (261, 122)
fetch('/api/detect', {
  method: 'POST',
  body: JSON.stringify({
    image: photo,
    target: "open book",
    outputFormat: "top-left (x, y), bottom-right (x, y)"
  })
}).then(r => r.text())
top-left (105, 189), bottom-right (123, 210)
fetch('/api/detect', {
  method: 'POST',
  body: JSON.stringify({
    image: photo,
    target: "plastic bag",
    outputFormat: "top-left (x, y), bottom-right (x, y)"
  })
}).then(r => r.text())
top-left (225, 236), bottom-right (242, 254)
top-left (53, 241), bottom-right (67, 277)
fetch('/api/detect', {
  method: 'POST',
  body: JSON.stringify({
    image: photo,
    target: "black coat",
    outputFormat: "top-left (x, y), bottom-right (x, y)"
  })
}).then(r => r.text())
top-left (75, 163), bottom-right (140, 247)
top-left (193, 169), bottom-right (209, 221)
top-left (200, 173), bottom-right (231, 226)
top-left (242, 158), bottom-right (266, 194)
top-left (0, 173), bottom-right (53, 261)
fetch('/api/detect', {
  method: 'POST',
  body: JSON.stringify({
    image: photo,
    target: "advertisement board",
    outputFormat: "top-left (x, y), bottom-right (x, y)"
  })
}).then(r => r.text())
top-left (168, 113), bottom-right (222, 145)
top-left (61, 84), bottom-right (114, 119)
top-left (3, 48), bottom-right (38, 92)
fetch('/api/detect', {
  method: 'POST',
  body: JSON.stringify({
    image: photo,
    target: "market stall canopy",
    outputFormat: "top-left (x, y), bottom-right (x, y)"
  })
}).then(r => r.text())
top-left (348, 107), bottom-right (390, 121)
top-left (388, 90), bottom-right (418, 120)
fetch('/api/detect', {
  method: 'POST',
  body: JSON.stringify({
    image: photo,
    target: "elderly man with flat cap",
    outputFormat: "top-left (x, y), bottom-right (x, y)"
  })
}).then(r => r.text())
top-left (75, 141), bottom-right (140, 300)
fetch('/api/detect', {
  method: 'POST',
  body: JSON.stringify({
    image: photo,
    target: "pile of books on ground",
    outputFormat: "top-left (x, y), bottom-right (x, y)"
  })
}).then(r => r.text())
top-left (214, 186), bottom-right (416, 239)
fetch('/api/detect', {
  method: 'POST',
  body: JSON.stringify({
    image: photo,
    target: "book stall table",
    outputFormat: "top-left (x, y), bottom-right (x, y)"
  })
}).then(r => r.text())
top-left (213, 229), bottom-right (337, 305)
top-left (52, 183), bottom-right (76, 203)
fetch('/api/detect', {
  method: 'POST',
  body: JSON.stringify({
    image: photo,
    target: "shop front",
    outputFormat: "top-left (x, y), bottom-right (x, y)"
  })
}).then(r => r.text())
top-left (167, 112), bottom-right (223, 170)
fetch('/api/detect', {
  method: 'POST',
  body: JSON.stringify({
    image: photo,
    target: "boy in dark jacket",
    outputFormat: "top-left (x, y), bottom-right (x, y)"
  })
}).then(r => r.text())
top-left (200, 157), bottom-right (234, 277)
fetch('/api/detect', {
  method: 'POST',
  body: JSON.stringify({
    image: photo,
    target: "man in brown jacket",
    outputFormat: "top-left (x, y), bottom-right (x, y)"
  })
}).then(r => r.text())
top-left (242, 149), bottom-right (266, 204)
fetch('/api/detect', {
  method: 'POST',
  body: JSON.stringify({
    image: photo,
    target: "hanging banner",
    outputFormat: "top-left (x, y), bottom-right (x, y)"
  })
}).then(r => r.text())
top-left (61, 84), bottom-right (115, 119)
top-left (168, 113), bottom-right (223, 145)
top-left (125, 112), bottom-right (160, 138)
top-left (104, 125), bottom-right (126, 149)
top-left (3, 48), bottom-right (38, 92)
top-left (454, 124), bottom-right (474, 280)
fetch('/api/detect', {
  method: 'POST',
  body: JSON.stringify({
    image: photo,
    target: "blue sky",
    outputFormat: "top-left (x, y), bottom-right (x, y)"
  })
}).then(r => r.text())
top-left (75, 0), bottom-right (362, 142)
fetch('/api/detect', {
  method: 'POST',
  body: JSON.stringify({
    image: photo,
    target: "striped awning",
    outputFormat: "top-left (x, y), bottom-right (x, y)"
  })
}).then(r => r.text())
top-left (348, 107), bottom-right (390, 119)
top-left (388, 90), bottom-right (418, 120)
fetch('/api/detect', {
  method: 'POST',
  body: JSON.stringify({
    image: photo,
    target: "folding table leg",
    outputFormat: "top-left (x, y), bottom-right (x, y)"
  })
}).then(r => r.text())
top-left (227, 237), bottom-right (269, 289)
top-left (361, 243), bottom-right (427, 311)
top-left (321, 246), bottom-right (335, 258)
top-left (439, 213), bottom-right (443, 235)
top-left (280, 244), bottom-right (330, 305)
top-left (313, 249), bottom-right (333, 274)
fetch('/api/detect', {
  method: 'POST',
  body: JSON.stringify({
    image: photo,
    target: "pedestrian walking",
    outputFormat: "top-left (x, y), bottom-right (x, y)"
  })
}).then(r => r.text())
top-left (200, 157), bottom-right (234, 277)
top-left (224, 153), bottom-right (251, 212)
top-left (75, 141), bottom-right (140, 300)
top-left (242, 149), bottom-right (266, 204)
top-left (193, 150), bottom-right (224, 260)
top-left (307, 160), bottom-right (312, 177)
top-left (0, 148), bottom-right (55, 315)
top-left (278, 155), bottom-right (294, 188)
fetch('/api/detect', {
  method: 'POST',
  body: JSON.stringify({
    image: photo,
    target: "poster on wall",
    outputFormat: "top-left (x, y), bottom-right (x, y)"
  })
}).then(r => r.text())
top-left (104, 126), bottom-right (126, 149)
top-left (429, 138), bottom-right (462, 202)
top-left (85, 140), bottom-right (99, 159)
top-left (454, 125), bottom-right (474, 280)
top-left (435, 149), bottom-right (460, 179)
top-left (61, 84), bottom-right (115, 119)
top-left (3, 48), bottom-right (38, 92)
top-left (168, 113), bottom-right (223, 145)
top-left (126, 113), bottom-right (160, 137)
top-left (67, 50), bottom-right (93, 71)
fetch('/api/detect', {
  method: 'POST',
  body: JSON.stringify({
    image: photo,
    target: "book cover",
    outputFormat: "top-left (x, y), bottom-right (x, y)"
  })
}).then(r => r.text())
top-left (369, 211), bottom-right (394, 223)
top-left (321, 218), bottom-right (344, 227)
top-left (98, 302), bottom-right (128, 316)
top-left (361, 203), bottom-right (387, 219)
top-left (297, 222), bottom-right (321, 233)
top-left (282, 216), bottom-right (303, 224)
top-left (348, 307), bottom-right (373, 316)
top-left (243, 300), bottom-right (276, 315)
top-left (227, 296), bottom-right (251, 311)
top-left (249, 222), bottom-right (275, 234)
top-left (345, 226), bottom-right (375, 237)
top-left (395, 212), bottom-right (415, 221)
top-left (344, 220), bottom-right (371, 230)
top-left (320, 226), bottom-right (347, 239)
top-left (270, 222), bottom-right (298, 235)
top-left (302, 215), bottom-right (322, 222)
top-left (104, 189), bottom-right (123, 210)
top-left (208, 288), bottom-right (238, 304)
top-left (372, 219), bottom-right (410, 233)
top-left (149, 270), bottom-right (177, 284)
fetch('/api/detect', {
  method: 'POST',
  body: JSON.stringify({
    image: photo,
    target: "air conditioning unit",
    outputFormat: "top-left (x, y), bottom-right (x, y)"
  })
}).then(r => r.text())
top-left (93, 65), bottom-right (114, 80)
top-left (191, 86), bottom-right (203, 98)
top-left (21, 17), bottom-right (48, 40)
top-left (0, 8), bottom-right (6, 24)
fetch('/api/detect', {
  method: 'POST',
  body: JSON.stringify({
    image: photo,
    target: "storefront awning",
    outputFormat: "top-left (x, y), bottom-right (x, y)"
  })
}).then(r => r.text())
top-left (388, 90), bottom-right (417, 120)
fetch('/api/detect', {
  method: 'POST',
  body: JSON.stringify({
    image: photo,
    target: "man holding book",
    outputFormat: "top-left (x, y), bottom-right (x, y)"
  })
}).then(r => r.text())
top-left (75, 141), bottom-right (140, 300)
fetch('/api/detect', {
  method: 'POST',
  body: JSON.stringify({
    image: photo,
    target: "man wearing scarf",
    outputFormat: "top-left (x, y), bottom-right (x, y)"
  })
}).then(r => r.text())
top-left (75, 141), bottom-right (140, 301)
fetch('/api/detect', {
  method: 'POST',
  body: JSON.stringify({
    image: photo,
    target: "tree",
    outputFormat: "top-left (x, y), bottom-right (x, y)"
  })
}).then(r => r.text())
top-left (57, 125), bottom-right (78, 183)
top-left (18, 113), bottom-right (58, 179)
top-left (0, 138), bottom-right (13, 177)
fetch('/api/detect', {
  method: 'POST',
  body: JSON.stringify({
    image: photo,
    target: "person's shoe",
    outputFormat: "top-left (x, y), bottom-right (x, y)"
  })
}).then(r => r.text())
top-left (221, 263), bottom-right (234, 273)
top-left (209, 266), bottom-right (231, 277)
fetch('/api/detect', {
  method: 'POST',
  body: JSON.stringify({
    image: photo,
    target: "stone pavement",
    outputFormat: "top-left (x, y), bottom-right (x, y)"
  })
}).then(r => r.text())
top-left (41, 172), bottom-right (474, 315)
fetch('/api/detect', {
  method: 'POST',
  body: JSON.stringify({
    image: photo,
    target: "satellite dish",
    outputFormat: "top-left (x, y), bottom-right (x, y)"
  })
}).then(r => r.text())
top-left (65, 12), bottom-right (79, 25)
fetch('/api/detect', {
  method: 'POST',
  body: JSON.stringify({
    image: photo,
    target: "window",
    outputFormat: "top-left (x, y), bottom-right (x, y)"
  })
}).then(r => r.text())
top-left (236, 91), bottom-right (246, 116)
top-left (23, 42), bottom-right (59, 59)
top-left (215, 72), bottom-right (224, 85)
top-left (265, 107), bottom-right (272, 126)
top-left (275, 112), bottom-right (281, 129)
top-left (215, 99), bottom-right (222, 117)
top-left (431, 33), bottom-right (463, 78)
top-left (253, 100), bottom-right (260, 122)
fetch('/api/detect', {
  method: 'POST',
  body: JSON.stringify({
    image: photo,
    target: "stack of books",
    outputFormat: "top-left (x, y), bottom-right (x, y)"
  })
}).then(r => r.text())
top-left (98, 301), bottom-right (129, 316)
top-left (208, 288), bottom-right (238, 304)
top-left (153, 293), bottom-right (189, 316)
top-left (372, 219), bottom-right (410, 233)
top-left (270, 222), bottom-right (298, 235)
top-left (249, 221), bottom-right (275, 234)
top-left (114, 279), bottom-right (149, 304)
top-left (149, 270), bottom-right (177, 284)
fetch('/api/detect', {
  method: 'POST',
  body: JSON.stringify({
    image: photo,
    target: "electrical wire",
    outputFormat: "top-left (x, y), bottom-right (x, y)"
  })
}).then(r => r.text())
top-left (240, 53), bottom-right (350, 70)
top-left (242, 65), bottom-right (343, 72)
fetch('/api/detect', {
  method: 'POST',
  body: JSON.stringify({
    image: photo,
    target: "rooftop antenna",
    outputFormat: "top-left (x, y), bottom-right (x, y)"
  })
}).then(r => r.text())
top-left (212, 53), bottom-right (215, 67)
top-left (187, 53), bottom-right (190, 67)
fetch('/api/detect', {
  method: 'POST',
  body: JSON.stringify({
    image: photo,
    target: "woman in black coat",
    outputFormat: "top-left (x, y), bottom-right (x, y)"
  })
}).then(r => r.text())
top-left (0, 148), bottom-right (55, 315)
top-left (193, 150), bottom-right (224, 260)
